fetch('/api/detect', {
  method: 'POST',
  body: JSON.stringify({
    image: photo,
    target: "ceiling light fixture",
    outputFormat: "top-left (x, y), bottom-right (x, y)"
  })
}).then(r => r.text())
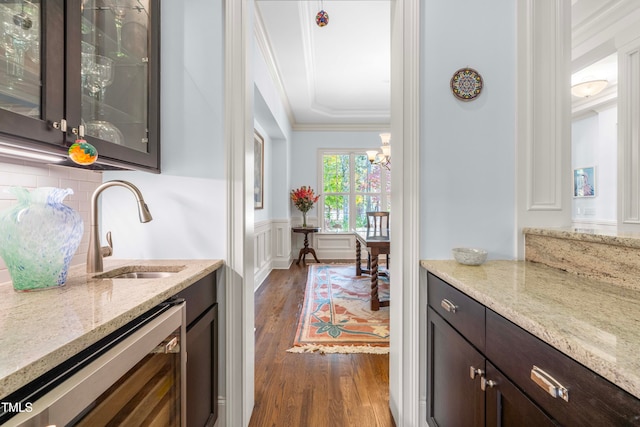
top-left (571, 79), bottom-right (608, 98)
top-left (367, 133), bottom-right (391, 170)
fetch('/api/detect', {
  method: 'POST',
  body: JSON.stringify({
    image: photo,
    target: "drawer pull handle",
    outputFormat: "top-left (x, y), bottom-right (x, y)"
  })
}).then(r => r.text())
top-left (470, 366), bottom-right (484, 379)
top-left (531, 365), bottom-right (569, 402)
top-left (441, 299), bottom-right (458, 313)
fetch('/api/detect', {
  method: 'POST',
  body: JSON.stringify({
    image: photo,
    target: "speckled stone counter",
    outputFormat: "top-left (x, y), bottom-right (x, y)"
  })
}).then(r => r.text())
top-left (421, 259), bottom-right (640, 400)
top-left (0, 258), bottom-right (224, 400)
top-left (524, 227), bottom-right (640, 289)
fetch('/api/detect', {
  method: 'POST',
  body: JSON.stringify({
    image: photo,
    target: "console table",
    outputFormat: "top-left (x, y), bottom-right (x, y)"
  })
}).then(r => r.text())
top-left (292, 227), bottom-right (321, 265)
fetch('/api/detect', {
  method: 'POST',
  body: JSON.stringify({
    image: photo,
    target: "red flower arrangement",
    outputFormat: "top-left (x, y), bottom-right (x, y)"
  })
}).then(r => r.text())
top-left (291, 186), bottom-right (320, 227)
top-left (290, 186), bottom-right (320, 213)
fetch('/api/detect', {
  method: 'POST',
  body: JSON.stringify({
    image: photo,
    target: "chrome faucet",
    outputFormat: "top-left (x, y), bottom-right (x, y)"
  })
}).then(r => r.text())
top-left (87, 180), bottom-right (152, 273)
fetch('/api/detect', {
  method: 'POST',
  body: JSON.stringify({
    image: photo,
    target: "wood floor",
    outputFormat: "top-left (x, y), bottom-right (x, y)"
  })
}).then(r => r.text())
top-left (248, 262), bottom-right (396, 427)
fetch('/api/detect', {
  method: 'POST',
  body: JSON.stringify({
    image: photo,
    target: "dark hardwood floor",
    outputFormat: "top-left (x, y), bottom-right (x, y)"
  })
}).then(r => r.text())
top-left (248, 262), bottom-right (396, 427)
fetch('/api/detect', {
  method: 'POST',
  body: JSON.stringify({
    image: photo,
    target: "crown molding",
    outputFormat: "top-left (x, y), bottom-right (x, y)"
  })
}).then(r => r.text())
top-left (254, 7), bottom-right (297, 127)
top-left (572, 0), bottom-right (640, 63)
top-left (292, 122), bottom-right (390, 132)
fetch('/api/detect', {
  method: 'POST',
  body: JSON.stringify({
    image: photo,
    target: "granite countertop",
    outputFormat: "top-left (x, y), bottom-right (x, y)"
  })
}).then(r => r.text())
top-left (0, 258), bottom-right (224, 400)
top-left (524, 226), bottom-right (640, 249)
top-left (421, 259), bottom-right (640, 400)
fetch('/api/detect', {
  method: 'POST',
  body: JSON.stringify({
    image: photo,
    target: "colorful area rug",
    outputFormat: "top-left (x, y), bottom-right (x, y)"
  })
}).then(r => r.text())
top-left (287, 264), bottom-right (390, 354)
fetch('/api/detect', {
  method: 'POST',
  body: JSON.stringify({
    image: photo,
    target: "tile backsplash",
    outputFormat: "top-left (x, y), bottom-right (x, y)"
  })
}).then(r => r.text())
top-left (0, 158), bottom-right (103, 284)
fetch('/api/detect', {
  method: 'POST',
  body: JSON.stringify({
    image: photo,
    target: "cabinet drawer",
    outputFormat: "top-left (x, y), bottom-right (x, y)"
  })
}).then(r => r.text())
top-left (175, 273), bottom-right (217, 327)
top-left (486, 309), bottom-right (640, 426)
top-left (427, 273), bottom-right (485, 352)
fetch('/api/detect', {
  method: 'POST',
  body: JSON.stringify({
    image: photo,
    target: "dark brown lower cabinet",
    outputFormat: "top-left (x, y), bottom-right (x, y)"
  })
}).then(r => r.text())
top-left (486, 309), bottom-right (640, 427)
top-left (427, 306), bottom-right (484, 427)
top-left (175, 273), bottom-right (218, 427)
top-left (186, 304), bottom-right (218, 427)
top-left (484, 362), bottom-right (556, 427)
top-left (427, 307), bottom-right (552, 427)
top-left (426, 272), bottom-right (640, 427)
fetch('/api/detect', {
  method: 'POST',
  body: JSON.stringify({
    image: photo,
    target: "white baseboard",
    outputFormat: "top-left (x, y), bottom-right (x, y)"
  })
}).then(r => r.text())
top-left (272, 256), bottom-right (292, 269)
top-left (420, 400), bottom-right (428, 427)
top-left (254, 261), bottom-right (271, 291)
top-left (214, 396), bottom-right (225, 427)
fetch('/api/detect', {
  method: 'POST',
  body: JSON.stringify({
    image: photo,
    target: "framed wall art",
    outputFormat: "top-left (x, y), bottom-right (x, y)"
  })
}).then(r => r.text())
top-left (254, 131), bottom-right (264, 209)
top-left (573, 166), bottom-right (596, 198)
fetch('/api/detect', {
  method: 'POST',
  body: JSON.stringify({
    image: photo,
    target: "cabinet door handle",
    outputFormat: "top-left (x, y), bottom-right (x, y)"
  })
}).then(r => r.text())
top-left (470, 366), bottom-right (484, 379)
top-left (52, 119), bottom-right (67, 132)
top-left (440, 298), bottom-right (458, 313)
top-left (481, 376), bottom-right (497, 391)
top-left (531, 365), bottom-right (569, 402)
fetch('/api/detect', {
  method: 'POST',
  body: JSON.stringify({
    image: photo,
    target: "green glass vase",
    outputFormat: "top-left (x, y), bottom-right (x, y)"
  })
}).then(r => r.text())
top-left (0, 187), bottom-right (84, 291)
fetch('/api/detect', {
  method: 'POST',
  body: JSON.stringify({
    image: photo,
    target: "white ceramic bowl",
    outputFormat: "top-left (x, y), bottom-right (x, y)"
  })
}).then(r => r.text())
top-left (452, 248), bottom-right (488, 266)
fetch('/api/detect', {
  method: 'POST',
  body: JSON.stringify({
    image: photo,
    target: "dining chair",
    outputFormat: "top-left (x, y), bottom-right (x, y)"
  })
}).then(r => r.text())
top-left (366, 211), bottom-right (390, 236)
top-left (366, 211), bottom-right (390, 271)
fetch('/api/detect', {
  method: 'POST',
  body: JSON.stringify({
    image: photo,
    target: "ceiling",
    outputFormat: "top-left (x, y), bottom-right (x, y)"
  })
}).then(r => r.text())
top-left (254, 0), bottom-right (391, 129)
top-left (254, 0), bottom-right (640, 129)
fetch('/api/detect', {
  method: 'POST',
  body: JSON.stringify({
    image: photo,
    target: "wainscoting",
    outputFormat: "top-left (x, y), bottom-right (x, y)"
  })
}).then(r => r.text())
top-left (254, 219), bottom-right (292, 290)
top-left (253, 219), bottom-right (362, 290)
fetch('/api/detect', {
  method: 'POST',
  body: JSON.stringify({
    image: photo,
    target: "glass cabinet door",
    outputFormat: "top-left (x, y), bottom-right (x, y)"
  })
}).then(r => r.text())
top-left (76, 0), bottom-right (155, 163)
top-left (0, 0), bottom-right (41, 117)
top-left (0, 0), bottom-right (65, 146)
top-left (0, 0), bottom-right (158, 170)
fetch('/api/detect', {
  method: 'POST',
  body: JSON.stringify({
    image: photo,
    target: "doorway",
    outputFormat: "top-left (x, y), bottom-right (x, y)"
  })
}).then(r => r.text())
top-left (224, 0), bottom-right (421, 425)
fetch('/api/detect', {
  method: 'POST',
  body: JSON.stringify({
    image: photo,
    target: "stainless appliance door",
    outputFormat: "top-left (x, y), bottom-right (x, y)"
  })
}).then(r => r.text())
top-left (9, 300), bottom-right (186, 427)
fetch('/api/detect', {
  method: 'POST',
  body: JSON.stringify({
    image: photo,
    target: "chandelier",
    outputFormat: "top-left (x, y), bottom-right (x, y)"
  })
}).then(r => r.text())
top-left (367, 133), bottom-right (391, 170)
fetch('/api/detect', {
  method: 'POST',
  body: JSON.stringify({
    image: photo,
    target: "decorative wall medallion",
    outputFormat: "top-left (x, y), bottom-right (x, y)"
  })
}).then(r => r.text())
top-left (450, 68), bottom-right (483, 101)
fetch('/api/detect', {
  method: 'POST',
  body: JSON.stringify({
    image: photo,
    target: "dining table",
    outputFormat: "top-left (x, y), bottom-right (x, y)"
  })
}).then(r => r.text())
top-left (353, 229), bottom-right (390, 311)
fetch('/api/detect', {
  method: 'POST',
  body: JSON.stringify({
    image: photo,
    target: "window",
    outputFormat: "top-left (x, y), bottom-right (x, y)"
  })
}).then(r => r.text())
top-left (320, 150), bottom-right (391, 232)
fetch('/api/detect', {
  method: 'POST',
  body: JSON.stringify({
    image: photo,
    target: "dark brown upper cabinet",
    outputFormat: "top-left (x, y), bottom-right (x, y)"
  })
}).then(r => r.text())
top-left (0, 0), bottom-right (160, 172)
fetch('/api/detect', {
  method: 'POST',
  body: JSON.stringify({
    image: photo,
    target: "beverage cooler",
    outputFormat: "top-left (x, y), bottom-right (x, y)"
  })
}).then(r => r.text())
top-left (2, 298), bottom-right (186, 426)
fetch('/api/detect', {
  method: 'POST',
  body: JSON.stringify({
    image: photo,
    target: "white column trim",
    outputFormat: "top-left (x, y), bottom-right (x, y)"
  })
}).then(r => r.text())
top-left (515, 0), bottom-right (572, 257)
top-left (388, 0), bottom-right (421, 425)
top-left (225, 0), bottom-right (255, 425)
top-left (618, 37), bottom-right (640, 229)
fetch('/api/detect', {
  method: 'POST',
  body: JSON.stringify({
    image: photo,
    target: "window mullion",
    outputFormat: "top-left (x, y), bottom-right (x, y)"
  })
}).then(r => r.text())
top-left (350, 152), bottom-right (356, 231)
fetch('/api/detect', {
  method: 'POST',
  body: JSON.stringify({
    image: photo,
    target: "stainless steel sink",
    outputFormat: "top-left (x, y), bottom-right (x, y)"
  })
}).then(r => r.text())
top-left (109, 271), bottom-right (176, 279)
top-left (94, 265), bottom-right (185, 280)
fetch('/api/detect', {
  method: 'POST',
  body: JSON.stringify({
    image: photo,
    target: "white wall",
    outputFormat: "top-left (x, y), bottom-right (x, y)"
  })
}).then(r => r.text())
top-left (572, 106), bottom-right (617, 225)
top-left (420, 0), bottom-right (516, 260)
top-left (254, 38), bottom-right (293, 222)
top-left (101, 0), bottom-right (225, 260)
